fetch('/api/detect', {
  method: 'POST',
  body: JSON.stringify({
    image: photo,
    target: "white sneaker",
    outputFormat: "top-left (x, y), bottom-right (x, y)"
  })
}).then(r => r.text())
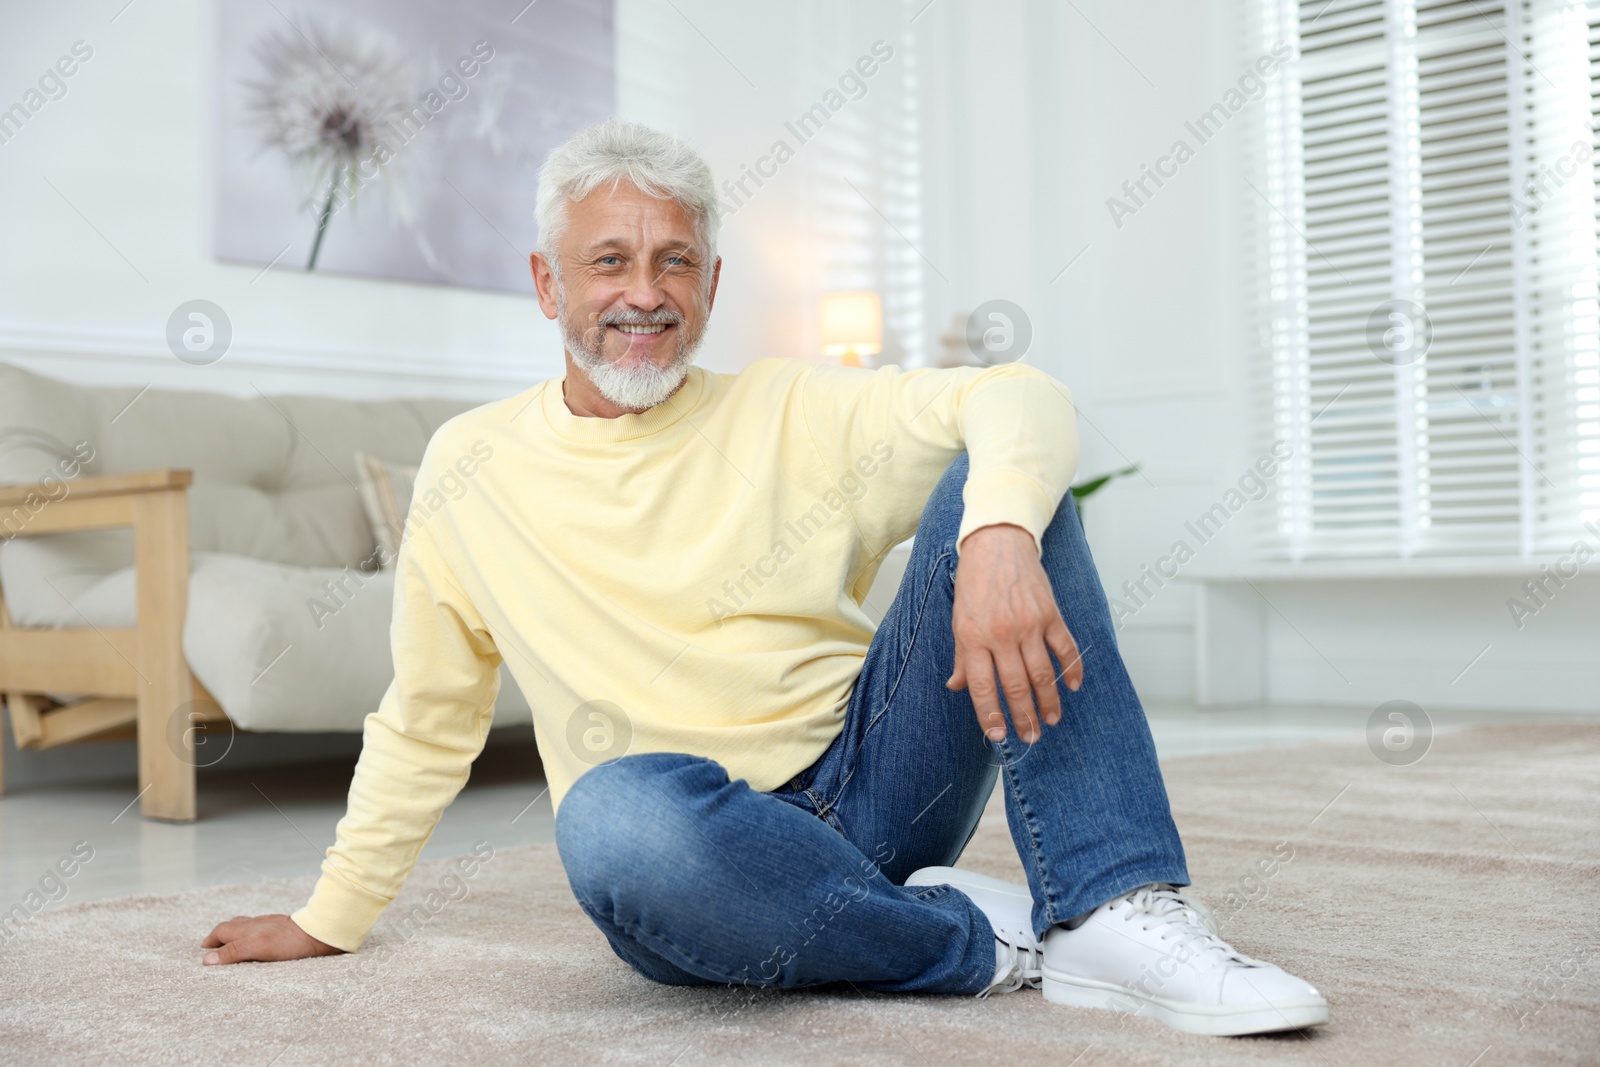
top-left (1042, 884), bottom-right (1329, 1036)
top-left (904, 866), bottom-right (1043, 997)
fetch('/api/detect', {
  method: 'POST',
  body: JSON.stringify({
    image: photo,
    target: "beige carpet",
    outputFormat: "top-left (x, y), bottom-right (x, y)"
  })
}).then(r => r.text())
top-left (2, 722), bottom-right (1597, 1066)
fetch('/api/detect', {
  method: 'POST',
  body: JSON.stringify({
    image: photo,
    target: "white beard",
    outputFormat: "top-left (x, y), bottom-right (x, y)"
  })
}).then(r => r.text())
top-left (556, 281), bottom-right (708, 412)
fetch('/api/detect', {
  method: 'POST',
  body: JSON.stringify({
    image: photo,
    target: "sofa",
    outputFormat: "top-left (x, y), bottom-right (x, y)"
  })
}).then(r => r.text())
top-left (0, 363), bottom-right (531, 821)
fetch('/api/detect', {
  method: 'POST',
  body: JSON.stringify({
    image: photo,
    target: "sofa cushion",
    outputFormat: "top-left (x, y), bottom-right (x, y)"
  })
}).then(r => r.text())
top-left (0, 362), bottom-right (473, 571)
top-left (0, 551), bottom-right (530, 732)
top-left (0, 528), bottom-right (137, 629)
top-left (181, 554), bottom-right (529, 732)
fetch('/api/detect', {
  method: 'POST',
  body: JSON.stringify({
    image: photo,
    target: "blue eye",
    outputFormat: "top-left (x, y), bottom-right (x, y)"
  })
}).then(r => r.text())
top-left (599, 255), bottom-right (621, 265)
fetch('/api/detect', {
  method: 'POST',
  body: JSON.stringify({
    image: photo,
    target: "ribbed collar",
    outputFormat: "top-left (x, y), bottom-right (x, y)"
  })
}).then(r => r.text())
top-left (539, 366), bottom-right (709, 443)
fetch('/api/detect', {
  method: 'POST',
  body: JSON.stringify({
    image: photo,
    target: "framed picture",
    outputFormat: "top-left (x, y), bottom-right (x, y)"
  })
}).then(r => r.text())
top-left (212, 0), bottom-right (615, 293)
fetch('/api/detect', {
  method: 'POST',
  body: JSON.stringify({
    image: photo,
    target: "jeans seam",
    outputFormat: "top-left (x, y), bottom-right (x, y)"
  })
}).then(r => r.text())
top-left (804, 787), bottom-right (846, 835)
top-left (820, 544), bottom-right (955, 820)
top-left (1001, 751), bottom-right (1062, 929)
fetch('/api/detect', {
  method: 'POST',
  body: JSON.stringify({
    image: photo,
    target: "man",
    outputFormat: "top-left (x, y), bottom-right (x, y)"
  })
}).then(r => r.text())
top-left (203, 119), bottom-right (1327, 1037)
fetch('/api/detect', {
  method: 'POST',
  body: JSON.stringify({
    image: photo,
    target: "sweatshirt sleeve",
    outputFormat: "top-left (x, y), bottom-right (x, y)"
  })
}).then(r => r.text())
top-left (799, 361), bottom-right (1080, 557)
top-left (290, 520), bottom-right (502, 952)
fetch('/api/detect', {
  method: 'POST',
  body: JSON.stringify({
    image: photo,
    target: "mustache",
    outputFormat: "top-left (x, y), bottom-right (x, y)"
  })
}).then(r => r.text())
top-left (595, 307), bottom-right (685, 328)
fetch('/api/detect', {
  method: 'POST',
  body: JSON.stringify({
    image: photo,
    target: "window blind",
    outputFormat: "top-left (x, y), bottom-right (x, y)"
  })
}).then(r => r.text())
top-left (1248, 0), bottom-right (1598, 559)
top-left (799, 0), bottom-right (928, 366)
top-left (615, 0), bottom-right (928, 368)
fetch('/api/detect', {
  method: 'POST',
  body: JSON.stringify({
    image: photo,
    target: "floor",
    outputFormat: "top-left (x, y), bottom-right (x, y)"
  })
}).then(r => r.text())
top-left (0, 702), bottom-right (1585, 912)
top-left (11, 719), bottom-right (1597, 1066)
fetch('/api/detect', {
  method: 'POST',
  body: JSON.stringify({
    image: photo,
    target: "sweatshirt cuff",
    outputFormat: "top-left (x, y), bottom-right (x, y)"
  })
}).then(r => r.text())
top-left (291, 868), bottom-right (393, 953)
top-left (956, 467), bottom-right (1060, 559)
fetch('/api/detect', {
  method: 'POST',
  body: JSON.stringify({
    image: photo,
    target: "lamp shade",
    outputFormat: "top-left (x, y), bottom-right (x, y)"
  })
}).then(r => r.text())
top-left (818, 290), bottom-right (883, 365)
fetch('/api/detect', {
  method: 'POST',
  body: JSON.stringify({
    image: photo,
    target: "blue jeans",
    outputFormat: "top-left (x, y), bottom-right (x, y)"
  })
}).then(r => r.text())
top-left (555, 452), bottom-right (1189, 995)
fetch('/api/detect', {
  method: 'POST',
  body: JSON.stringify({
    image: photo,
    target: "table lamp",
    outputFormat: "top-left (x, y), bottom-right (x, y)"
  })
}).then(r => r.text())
top-left (818, 290), bottom-right (883, 367)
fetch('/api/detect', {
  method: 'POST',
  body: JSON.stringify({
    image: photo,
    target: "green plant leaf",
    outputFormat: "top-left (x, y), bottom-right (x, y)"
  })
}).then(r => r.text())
top-left (1070, 462), bottom-right (1141, 500)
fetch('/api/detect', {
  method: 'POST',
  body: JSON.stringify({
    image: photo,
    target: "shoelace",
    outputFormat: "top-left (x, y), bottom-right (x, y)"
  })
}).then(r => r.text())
top-left (981, 938), bottom-right (1045, 998)
top-left (1116, 885), bottom-right (1262, 969)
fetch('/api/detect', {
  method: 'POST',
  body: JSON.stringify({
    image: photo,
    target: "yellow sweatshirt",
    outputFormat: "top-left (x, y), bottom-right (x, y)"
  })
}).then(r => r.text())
top-left (292, 357), bottom-right (1079, 951)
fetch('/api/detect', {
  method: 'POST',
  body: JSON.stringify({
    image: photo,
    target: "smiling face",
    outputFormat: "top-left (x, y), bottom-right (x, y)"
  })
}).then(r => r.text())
top-left (531, 181), bottom-right (721, 416)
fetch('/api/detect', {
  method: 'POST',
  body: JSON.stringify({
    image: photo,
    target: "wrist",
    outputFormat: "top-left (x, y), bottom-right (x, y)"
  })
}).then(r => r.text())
top-left (959, 523), bottom-right (1036, 555)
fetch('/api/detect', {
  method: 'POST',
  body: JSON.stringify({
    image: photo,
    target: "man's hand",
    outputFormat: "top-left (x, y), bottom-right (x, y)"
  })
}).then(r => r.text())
top-left (201, 914), bottom-right (344, 966)
top-left (946, 523), bottom-right (1083, 744)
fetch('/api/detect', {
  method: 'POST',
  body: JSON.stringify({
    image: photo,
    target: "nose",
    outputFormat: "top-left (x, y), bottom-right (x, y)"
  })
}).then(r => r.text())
top-left (618, 258), bottom-right (667, 313)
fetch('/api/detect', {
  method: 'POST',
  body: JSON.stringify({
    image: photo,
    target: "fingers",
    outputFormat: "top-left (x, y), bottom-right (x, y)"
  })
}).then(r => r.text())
top-left (203, 939), bottom-right (248, 966)
top-left (963, 648), bottom-right (1007, 743)
top-left (1045, 617), bottom-right (1084, 692)
top-left (202, 918), bottom-right (245, 949)
top-left (966, 617), bottom-right (1081, 745)
top-left (946, 655), bottom-right (967, 692)
top-left (1021, 637), bottom-right (1062, 728)
top-left (201, 915), bottom-right (270, 963)
top-left (956, 632), bottom-right (1065, 745)
top-left (993, 648), bottom-right (1042, 743)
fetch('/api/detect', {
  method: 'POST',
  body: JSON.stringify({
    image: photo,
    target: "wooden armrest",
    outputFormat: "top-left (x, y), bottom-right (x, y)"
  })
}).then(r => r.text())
top-left (0, 468), bottom-right (192, 508)
top-left (1, 469), bottom-right (192, 539)
top-left (0, 464), bottom-right (199, 819)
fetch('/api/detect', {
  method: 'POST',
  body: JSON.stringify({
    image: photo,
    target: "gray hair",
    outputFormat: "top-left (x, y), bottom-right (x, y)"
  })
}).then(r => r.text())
top-left (535, 118), bottom-right (721, 265)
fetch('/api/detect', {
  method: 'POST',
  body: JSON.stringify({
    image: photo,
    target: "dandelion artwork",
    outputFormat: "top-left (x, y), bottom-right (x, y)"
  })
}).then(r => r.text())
top-left (246, 20), bottom-right (419, 270)
top-left (212, 0), bottom-right (615, 293)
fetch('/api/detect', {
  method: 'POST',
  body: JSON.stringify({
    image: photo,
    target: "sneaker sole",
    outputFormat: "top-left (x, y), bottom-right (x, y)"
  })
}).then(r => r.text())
top-left (1041, 971), bottom-right (1329, 1036)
